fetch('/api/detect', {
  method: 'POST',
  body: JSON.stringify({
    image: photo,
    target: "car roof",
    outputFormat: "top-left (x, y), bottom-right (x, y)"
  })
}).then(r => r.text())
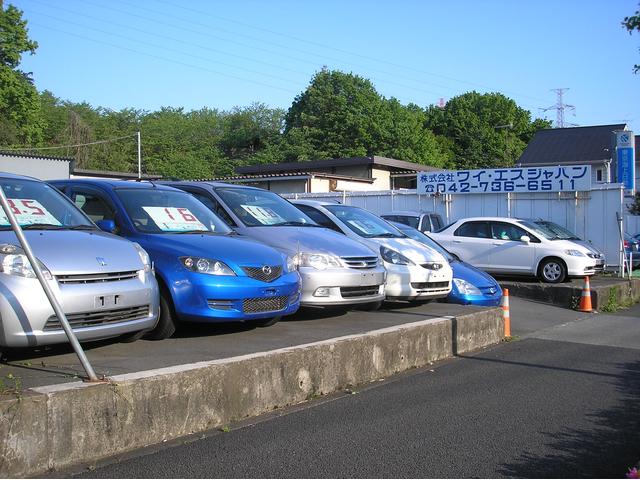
top-left (162, 180), bottom-right (266, 192)
top-left (51, 178), bottom-right (181, 192)
top-left (291, 199), bottom-right (343, 207)
top-left (451, 216), bottom-right (526, 223)
top-left (381, 210), bottom-right (437, 216)
top-left (0, 171), bottom-right (43, 182)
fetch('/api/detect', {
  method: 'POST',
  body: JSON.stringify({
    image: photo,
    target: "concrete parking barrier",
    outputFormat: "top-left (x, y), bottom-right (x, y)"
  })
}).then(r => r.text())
top-left (0, 307), bottom-right (502, 478)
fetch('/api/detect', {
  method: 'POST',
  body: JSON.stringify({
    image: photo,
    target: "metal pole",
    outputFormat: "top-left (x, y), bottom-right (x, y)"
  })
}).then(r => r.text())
top-left (0, 188), bottom-right (99, 381)
top-left (137, 131), bottom-right (142, 180)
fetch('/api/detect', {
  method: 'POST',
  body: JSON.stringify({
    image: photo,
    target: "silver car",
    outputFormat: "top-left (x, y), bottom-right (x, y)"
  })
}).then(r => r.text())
top-left (164, 182), bottom-right (387, 309)
top-left (0, 173), bottom-right (159, 352)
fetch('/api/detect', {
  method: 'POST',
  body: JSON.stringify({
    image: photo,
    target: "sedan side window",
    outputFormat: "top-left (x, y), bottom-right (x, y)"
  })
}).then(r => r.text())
top-left (454, 222), bottom-right (490, 239)
top-left (490, 223), bottom-right (527, 241)
top-left (296, 205), bottom-right (342, 233)
top-left (73, 192), bottom-right (115, 223)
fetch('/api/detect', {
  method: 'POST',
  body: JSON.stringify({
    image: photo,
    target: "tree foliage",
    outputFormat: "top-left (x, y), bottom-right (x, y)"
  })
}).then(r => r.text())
top-left (425, 91), bottom-right (551, 170)
top-left (0, 3), bottom-right (42, 144)
top-left (622, 4), bottom-right (640, 73)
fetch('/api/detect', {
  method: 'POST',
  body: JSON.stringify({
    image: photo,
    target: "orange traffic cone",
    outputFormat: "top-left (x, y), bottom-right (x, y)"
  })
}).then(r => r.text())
top-left (577, 276), bottom-right (593, 313)
top-left (502, 288), bottom-right (511, 337)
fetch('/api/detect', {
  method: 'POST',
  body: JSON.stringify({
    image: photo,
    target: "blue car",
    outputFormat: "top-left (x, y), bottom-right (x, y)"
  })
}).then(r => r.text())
top-left (50, 179), bottom-right (301, 338)
top-left (390, 222), bottom-right (503, 306)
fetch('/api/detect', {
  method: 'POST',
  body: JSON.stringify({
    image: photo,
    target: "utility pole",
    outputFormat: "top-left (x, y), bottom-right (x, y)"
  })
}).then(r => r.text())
top-left (137, 131), bottom-right (142, 179)
top-left (541, 88), bottom-right (576, 128)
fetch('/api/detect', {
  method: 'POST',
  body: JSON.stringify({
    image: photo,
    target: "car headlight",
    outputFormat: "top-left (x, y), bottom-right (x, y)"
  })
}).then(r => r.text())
top-left (132, 242), bottom-right (152, 273)
top-left (295, 253), bottom-right (343, 270)
top-left (285, 254), bottom-right (297, 273)
top-left (453, 278), bottom-right (481, 295)
top-left (565, 249), bottom-right (585, 257)
top-left (180, 256), bottom-right (236, 276)
top-left (0, 244), bottom-right (52, 280)
top-left (380, 246), bottom-right (415, 266)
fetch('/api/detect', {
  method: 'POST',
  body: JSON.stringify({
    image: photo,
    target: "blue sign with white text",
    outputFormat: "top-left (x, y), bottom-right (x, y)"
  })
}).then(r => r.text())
top-left (616, 131), bottom-right (635, 193)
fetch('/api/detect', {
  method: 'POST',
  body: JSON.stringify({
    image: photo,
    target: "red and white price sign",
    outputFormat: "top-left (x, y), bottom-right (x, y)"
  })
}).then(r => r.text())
top-left (143, 207), bottom-right (208, 232)
top-left (0, 199), bottom-right (62, 226)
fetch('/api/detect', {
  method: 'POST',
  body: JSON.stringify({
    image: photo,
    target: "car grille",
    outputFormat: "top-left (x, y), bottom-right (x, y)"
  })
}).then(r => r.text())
top-left (241, 265), bottom-right (282, 283)
top-left (341, 256), bottom-right (379, 269)
top-left (340, 286), bottom-right (380, 298)
top-left (56, 271), bottom-right (139, 285)
top-left (421, 262), bottom-right (444, 270)
top-left (243, 296), bottom-right (288, 313)
top-left (480, 286), bottom-right (501, 296)
top-left (411, 281), bottom-right (450, 290)
top-left (44, 305), bottom-right (150, 330)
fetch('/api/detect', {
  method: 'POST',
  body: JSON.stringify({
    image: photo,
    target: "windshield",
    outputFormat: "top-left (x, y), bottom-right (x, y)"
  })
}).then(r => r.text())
top-left (214, 187), bottom-right (317, 227)
top-left (0, 178), bottom-right (95, 230)
top-left (517, 220), bottom-right (558, 240)
top-left (533, 220), bottom-right (580, 240)
top-left (325, 205), bottom-right (404, 238)
top-left (393, 223), bottom-right (454, 261)
top-left (116, 188), bottom-right (232, 234)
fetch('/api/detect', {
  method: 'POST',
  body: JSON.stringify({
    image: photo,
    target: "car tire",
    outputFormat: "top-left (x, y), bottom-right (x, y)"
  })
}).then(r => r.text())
top-left (538, 258), bottom-right (567, 284)
top-left (250, 316), bottom-right (281, 328)
top-left (119, 329), bottom-right (147, 343)
top-left (356, 300), bottom-right (383, 311)
top-left (145, 288), bottom-right (177, 340)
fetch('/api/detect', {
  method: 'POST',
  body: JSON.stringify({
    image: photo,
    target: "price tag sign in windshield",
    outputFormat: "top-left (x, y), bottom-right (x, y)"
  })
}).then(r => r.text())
top-left (418, 165), bottom-right (592, 195)
top-left (0, 199), bottom-right (62, 226)
top-left (143, 207), bottom-right (208, 232)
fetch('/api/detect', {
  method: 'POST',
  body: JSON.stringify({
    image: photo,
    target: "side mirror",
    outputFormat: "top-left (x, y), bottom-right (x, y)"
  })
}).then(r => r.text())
top-left (96, 219), bottom-right (116, 233)
top-left (520, 235), bottom-right (531, 244)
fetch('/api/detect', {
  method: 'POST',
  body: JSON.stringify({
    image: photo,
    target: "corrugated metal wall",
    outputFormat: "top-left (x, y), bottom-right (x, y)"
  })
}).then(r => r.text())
top-left (285, 185), bottom-right (625, 270)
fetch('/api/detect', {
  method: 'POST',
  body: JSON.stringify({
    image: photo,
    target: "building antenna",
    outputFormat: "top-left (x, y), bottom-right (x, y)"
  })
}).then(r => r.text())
top-left (541, 88), bottom-right (576, 128)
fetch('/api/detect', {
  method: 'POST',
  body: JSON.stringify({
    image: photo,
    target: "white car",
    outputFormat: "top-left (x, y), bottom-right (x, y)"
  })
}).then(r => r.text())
top-left (292, 200), bottom-right (452, 302)
top-left (430, 216), bottom-right (598, 283)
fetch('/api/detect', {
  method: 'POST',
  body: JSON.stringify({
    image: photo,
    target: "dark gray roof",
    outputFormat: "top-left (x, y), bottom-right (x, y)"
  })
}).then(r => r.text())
top-left (72, 168), bottom-right (162, 180)
top-left (236, 156), bottom-right (439, 175)
top-left (517, 124), bottom-right (627, 166)
top-left (193, 172), bottom-right (375, 183)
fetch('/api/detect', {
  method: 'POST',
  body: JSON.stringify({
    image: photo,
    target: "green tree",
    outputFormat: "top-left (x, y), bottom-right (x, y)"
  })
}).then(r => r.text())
top-left (425, 91), bottom-right (551, 170)
top-left (622, 3), bottom-right (640, 73)
top-left (220, 103), bottom-right (284, 160)
top-left (0, 2), bottom-right (43, 145)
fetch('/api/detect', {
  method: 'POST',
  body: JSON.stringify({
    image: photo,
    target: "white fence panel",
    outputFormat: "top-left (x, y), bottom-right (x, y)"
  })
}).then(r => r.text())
top-left (285, 185), bottom-right (625, 270)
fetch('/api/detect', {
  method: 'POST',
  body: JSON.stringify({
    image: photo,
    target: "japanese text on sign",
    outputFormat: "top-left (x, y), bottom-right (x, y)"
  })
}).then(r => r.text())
top-left (417, 165), bottom-right (592, 195)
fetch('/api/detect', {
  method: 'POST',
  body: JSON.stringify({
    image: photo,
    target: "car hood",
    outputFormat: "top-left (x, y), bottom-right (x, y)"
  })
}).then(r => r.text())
top-left (552, 239), bottom-right (593, 254)
top-left (570, 239), bottom-right (604, 256)
top-left (0, 230), bottom-right (144, 275)
top-left (453, 260), bottom-right (500, 288)
top-left (135, 232), bottom-right (286, 266)
top-left (236, 226), bottom-right (379, 257)
top-left (361, 237), bottom-right (447, 264)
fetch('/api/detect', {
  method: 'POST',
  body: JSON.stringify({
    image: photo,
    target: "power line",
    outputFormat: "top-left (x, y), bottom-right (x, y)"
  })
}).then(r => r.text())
top-left (0, 133), bottom-right (137, 152)
top-left (541, 88), bottom-right (577, 128)
top-left (29, 22), bottom-right (298, 95)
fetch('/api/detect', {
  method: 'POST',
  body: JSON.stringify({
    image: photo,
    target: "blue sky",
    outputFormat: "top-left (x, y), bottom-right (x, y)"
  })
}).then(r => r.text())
top-left (11, 0), bottom-right (640, 133)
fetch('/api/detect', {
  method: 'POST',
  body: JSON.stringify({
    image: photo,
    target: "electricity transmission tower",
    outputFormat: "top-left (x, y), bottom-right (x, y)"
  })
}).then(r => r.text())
top-left (541, 88), bottom-right (577, 128)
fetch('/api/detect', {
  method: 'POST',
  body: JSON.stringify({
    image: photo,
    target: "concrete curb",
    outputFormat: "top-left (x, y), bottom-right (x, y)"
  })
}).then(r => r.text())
top-left (0, 307), bottom-right (502, 478)
top-left (501, 278), bottom-right (640, 310)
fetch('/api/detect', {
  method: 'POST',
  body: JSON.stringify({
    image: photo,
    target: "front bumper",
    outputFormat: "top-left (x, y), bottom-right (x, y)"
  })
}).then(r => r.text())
top-left (298, 266), bottom-right (386, 306)
top-left (0, 271), bottom-right (159, 348)
top-left (170, 270), bottom-right (301, 323)
top-left (384, 263), bottom-right (452, 300)
top-left (565, 256), bottom-right (597, 277)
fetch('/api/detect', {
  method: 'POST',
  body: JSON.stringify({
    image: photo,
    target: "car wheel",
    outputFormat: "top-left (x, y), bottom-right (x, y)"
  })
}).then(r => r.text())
top-left (145, 288), bottom-right (177, 340)
top-left (250, 316), bottom-right (281, 328)
top-left (356, 300), bottom-right (383, 311)
top-left (538, 258), bottom-right (567, 283)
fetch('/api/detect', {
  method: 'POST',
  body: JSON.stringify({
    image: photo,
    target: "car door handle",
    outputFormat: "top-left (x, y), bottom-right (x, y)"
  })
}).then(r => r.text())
top-left (492, 242), bottom-right (502, 245)
top-left (452, 240), bottom-right (462, 243)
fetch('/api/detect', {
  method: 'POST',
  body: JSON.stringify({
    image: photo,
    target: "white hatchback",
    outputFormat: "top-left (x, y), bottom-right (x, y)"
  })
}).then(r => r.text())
top-left (430, 216), bottom-right (598, 283)
top-left (292, 200), bottom-right (452, 302)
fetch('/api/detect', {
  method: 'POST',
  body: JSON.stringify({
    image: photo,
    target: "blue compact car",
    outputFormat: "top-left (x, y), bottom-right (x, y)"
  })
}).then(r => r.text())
top-left (50, 179), bottom-right (301, 338)
top-left (390, 222), bottom-right (502, 306)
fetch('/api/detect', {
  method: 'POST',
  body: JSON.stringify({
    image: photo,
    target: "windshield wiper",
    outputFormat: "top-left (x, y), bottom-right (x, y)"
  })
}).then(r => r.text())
top-left (171, 230), bottom-right (214, 234)
top-left (20, 223), bottom-right (66, 230)
top-left (374, 232), bottom-right (402, 238)
top-left (269, 221), bottom-right (322, 227)
top-left (67, 225), bottom-right (98, 231)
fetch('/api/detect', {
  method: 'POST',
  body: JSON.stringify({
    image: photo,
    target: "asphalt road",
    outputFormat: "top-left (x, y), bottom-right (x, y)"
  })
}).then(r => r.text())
top-left (63, 298), bottom-right (640, 478)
